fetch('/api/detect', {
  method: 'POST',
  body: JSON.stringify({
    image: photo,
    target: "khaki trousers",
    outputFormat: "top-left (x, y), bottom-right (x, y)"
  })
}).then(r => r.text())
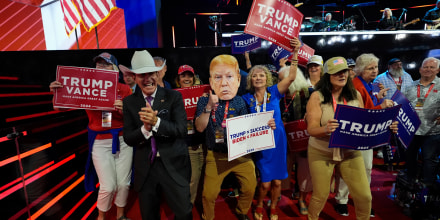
top-left (202, 150), bottom-right (256, 220)
top-left (308, 147), bottom-right (371, 220)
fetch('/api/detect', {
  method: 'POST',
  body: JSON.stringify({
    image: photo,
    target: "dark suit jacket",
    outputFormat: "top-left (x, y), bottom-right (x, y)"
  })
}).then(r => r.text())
top-left (123, 86), bottom-right (190, 192)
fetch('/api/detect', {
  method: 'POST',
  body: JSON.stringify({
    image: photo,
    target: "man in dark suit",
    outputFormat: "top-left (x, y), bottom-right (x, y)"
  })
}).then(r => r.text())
top-left (123, 50), bottom-right (192, 220)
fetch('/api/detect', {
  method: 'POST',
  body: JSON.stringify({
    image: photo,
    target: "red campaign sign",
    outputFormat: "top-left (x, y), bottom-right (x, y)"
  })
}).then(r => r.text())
top-left (245, 0), bottom-right (303, 52)
top-left (297, 44), bottom-right (314, 67)
top-left (284, 119), bottom-right (310, 152)
top-left (54, 66), bottom-right (118, 110)
top-left (174, 85), bottom-right (211, 120)
top-left (286, 43), bottom-right (315, 67)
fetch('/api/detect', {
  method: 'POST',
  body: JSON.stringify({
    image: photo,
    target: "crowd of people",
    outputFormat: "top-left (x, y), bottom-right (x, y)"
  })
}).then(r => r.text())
top-left (48, 34), bottom-right (440, 219)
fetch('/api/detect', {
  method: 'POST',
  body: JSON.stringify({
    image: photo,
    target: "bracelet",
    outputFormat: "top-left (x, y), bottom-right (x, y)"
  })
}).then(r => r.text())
top-left (290, 59), bottom-right (298, 62)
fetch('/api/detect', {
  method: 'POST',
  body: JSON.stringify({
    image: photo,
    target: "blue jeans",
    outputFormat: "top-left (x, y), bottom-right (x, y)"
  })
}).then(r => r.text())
top-left (406, 134), bottom-right (440, 184)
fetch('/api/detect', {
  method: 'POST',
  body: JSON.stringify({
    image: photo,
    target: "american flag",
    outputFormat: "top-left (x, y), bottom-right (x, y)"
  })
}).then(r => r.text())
top-left (333, 58), bottom-right (344, 65)
top-left (61, 0), bottom-right (117, 35)
top-left (61, 0), bottom-right (81, 35)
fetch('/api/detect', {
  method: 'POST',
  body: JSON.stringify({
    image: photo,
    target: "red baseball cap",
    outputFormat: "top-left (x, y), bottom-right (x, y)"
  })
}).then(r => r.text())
top-left (178, 65), bottom-right (194, 75)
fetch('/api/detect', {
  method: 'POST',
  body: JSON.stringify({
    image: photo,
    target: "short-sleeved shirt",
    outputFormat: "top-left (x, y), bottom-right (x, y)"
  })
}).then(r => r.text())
top-left (195, 96), bottom-right (248, 152)
top-left (373, 71), bottom-right (413, 100)
top-left (403, 77), bottom-right (440, 136)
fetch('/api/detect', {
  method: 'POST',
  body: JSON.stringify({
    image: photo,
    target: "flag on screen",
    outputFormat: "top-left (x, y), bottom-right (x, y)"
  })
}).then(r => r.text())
top-left (61, 0), bottom-right (81, 35)
top-left (61, 0), bottom-right (117, 35)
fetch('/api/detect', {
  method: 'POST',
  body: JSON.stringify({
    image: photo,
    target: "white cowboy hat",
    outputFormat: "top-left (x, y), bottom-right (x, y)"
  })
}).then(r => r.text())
top-left (131, 50), bottom-right (166, 74)
top-left (118, 64), bottom-right (134, 75)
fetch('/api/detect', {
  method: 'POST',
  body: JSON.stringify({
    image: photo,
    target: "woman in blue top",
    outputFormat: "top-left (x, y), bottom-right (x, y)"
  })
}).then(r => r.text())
top-left (242, 37), bottom-right (300, 220)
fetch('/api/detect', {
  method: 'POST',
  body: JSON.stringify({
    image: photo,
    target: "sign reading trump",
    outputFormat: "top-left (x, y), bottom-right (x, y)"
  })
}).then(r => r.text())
top-left (391, 90), bottom-right (421, 149)
top-left (226, 111), bottom-right (275, 161)
top-left (284, 119), bottom-right (310, 152)
top-left (174, 85), bottom-right (211, 120)
top-left (54, 66), bottom-right (118, 110)
top-left (268, 43), bottom-right (314, 68)
top-left (231, 34), bottom-right (261, 54)
top-left (244, 0), bottom-right (303, 52)
top-left (329, 104), bottom-right (401, 150)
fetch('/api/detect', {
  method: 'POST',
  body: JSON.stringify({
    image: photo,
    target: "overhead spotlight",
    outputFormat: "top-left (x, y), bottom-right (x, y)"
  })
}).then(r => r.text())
top-left (294, 2), bottom-right (304, 7)
top-left (407, 62), bottom-right (416, 69)
top-left (261, 40), bottom-right (272, 48)
top-left (350, 35), bottom-right (358, 42)
top-left (395, 34), bottom-right (407, 40)
top-left (317, 38), bottom-right (326, 46)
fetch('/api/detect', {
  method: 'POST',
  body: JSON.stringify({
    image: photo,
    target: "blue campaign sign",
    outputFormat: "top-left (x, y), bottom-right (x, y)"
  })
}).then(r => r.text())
top-left (329, 104), bottom-right (401, 150)
top-left (268, 44), bottom-right (292, 69)
top-left (231, 34), bottom-right (261, 54)
top-left (391, 90), bottom-right (421, 149)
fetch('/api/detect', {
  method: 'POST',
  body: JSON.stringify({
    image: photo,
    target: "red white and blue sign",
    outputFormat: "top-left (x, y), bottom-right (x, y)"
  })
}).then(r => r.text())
top-left (329, 104), bottom-right (401, 150)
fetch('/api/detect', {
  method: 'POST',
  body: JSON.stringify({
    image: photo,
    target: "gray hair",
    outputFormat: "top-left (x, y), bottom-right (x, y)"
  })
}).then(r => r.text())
top-left (353, 53), bottom-right (379, 75)
top-left (422, 57), bottom-right (440, 68)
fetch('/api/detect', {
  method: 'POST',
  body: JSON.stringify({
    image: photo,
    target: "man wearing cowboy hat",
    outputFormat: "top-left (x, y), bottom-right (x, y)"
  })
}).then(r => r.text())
top-left (122, 50), bottom-right (192, 220)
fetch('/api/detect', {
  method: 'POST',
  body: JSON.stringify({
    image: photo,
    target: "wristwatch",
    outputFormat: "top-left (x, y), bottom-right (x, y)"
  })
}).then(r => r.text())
top-left (203, 107), bottom-right (212, 113)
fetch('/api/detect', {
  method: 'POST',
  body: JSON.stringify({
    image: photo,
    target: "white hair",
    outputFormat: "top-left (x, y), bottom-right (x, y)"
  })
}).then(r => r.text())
top-left (382, 8), bottom-right (392, 19)
top-left (279, 66), bottom-right (309, 96)
top-left (422, 57), bottom-right (440, 68)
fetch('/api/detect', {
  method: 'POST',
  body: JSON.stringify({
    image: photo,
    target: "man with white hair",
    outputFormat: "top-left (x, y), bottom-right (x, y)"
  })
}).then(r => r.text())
top-left (403, 57), bottom-right (440, 192)
top-left (374, 58), bottom-right (413, 100)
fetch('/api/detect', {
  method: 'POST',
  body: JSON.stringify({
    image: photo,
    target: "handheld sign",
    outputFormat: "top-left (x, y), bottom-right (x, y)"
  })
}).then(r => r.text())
top-left (231, 34), bottom-right (261, 54)
top-left (330, 104), bottom-right (400, 150)
top-left (268, 43), bottom-right (314, 68)
top-left (244, 0), bottom-right (303, 52)
top-left (174, 85), bottom-right (211, 120)
top-left (284, 119), bottom-right (310, 152)
top-left (268, 44), bottom-right (292, 69)
top-left (226, 111), bottom-right (275, 161)
top-left (297, 44), bottom-right (314, 67)
top-left (391, 90), bottom-right (421, 149)
top-left (54, 66), bottom-right (118, 110)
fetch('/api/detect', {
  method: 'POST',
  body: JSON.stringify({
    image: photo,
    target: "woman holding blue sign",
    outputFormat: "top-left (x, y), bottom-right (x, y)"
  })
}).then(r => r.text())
top-left (306, 56), bottom-right (399, 220)
top-left (242, 37), bottom-right (300, 220)
top-left (306, 56), bottom-right (370, 220)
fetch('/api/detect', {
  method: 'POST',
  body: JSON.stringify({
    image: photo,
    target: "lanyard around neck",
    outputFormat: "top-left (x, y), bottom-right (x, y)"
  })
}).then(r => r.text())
top-left (417, 83), bottom-right (435, 99)
top-left (283, 92), bottom-right (297, 113)
top-left (332, 94), bottom-right (347, 112)
top-left (255, 91), bottom-right (267, 113)
top-left (212, 101), bottom-right (229, 124)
